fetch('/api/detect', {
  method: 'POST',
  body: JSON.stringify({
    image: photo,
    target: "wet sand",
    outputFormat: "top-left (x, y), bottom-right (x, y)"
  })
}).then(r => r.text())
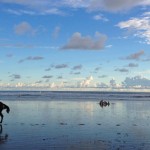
top-left (0, 100), bottom-right (150, 149)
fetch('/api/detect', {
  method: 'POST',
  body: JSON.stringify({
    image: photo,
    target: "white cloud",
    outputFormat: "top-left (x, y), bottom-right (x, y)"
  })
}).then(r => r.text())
top-left (79, 76), bottom-right (93, 87)
top-left (97, 82), bottom-right (109, 88)
top-left (93, 14), bottom-right (108, 21)
top-left (14, 21), bottom-right (36, 35)
top-left (117, 12), bottom-right (150, 44)
top-left (62, 32), bottom-right (107, 50)
top-left (52, 26), bottom-right (61, 39)
top-left (123, 76), bottom-right (150, 88)
top-left (1, 0), bottom-right (150, 13)
top-left (50, 82), bottom-right (65, 88)
top-left (4, 9), bottom-right (36, 15)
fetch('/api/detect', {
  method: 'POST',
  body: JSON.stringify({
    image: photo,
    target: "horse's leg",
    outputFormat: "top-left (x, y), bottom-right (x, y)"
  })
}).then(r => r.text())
top-left (0, 125), bottom-right (2, 134)
top-left (0, 112), bottom-right (3, 123)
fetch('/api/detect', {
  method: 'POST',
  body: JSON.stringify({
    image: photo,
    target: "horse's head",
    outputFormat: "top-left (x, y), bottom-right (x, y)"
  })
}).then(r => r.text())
top-left (6, 106), bottom-right (10, 113)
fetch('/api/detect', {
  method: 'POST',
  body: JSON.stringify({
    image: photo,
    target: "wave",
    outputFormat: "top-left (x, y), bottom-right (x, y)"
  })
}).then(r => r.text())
top-left (0, 91), bottom-right (150, 101)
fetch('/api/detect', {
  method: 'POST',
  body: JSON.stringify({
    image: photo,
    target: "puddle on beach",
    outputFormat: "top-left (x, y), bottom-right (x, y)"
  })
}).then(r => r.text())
top-left (0, 100), bottom-right (150, 149)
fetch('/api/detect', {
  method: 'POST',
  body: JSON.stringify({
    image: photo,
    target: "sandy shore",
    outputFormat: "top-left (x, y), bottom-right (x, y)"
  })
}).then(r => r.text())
top-left (0, 100), bottom-right (150, 149)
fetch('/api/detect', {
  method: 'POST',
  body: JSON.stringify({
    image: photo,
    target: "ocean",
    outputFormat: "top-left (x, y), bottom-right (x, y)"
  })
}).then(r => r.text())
top-left (0, 91), bottom-right (150, 149)
top-left (0, 91), bottom-right (150, 101)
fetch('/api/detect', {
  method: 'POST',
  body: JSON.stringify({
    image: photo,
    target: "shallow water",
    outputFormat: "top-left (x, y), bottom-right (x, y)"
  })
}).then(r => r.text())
top-left (0, 99), bottom-right (150, 149)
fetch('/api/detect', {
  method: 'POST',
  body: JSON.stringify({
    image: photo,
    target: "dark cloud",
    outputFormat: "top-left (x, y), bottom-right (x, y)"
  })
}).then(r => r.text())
top-left (72, 65), bottom-right (82, 70)
top-left (18, 56), bottom-right (44, 63)
top-left (98, 75), bottom-right (107, 78)
top-left (42, 75), bottom-right (53, 79)
top-left (57, 76), bottom-right (63, 79)
top-left (9, 74), bottom-right (21, 80)
top-left (55, 64), bottom-right (68, 69)
top-left (95, 67), bottom-right (101, 71)
top-left (127, 63), bottom-right (138, 67)
top-left (115, 68), bottom-right (129, 72)
top-left (35, 80), bottom-right (42, 83)
top-left (124, 50), bottom-right (144, 60)
top-left (45, 67), bottom-right (51, 71)
top-left (89, 0), bottom-right (148, 12)
top-left (73, 72), bottom-right (81, 75)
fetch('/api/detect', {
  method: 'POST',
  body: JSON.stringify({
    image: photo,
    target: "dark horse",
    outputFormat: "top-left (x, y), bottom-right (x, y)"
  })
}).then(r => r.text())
top-left (0, 102), bottom-right (10, 123)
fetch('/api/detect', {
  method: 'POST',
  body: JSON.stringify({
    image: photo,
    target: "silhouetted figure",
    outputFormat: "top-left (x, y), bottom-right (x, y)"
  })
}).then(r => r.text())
top-left (0, 102), bottom-right (10, 123)
top-left (99, 100), bottom-right (110, 107)
top-left (0, 125), bottom-right (8, 144)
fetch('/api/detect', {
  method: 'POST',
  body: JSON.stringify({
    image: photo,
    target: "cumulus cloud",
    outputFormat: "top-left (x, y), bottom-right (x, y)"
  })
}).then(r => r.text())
top-left (50, 82), bottom-right (65, 89)
top-left (123, 50), bottom-right (144, 60)
top-left (14, 21), bottom-right (36, 35)
top-left (109, 78), bottom-right (122, 88)
top-left (117, 12), bottom-right (150, 44)
top-left (61, 32), bottom-right (107, 50)
top-left (18, 56), bottom-right (44, 63)
top-left (110, 79), bottom-right (117, 87)
top-left (97, 82), bottom-right (109, 88)
top-left (123, 76), bottom-right (150, 88)
top-left (79, 76), bottom-right (93, 87)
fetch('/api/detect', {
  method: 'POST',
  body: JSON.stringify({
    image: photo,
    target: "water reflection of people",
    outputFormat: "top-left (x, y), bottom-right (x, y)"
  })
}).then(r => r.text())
top-left (0, 125), bottom-right (8, 144)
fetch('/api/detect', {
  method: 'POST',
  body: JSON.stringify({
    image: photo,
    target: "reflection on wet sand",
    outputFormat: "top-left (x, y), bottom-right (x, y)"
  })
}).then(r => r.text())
top-left (0, 125), bottom-right (8, 144)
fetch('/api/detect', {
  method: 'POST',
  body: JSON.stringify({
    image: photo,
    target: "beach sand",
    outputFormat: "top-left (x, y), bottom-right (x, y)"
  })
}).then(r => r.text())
top-left (0, 99), bottom-right (150, 150)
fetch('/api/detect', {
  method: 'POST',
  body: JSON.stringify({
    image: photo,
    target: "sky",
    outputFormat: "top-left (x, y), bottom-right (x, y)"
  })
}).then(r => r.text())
top-left (0, 0), bottom-right (150, 91)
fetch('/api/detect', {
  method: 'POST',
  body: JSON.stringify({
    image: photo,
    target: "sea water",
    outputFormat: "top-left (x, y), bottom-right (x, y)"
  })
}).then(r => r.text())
top-left (0, 91), bottom-right (150, 101)
top-left (0, 91), bottom-right (150, 149)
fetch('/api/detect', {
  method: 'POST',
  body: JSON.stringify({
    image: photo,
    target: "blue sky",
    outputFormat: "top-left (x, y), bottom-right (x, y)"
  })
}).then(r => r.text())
top-left (0, 0), bottom-right (150, 91)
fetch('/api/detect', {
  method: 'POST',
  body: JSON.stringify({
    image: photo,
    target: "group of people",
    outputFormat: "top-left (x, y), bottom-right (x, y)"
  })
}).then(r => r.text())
top-left (99, 100), bottom-right (110, 107)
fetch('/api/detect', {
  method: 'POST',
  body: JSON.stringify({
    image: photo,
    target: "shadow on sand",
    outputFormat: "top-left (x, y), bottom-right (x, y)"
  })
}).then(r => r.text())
top-left (0, 125), bottom-right (8, 144)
